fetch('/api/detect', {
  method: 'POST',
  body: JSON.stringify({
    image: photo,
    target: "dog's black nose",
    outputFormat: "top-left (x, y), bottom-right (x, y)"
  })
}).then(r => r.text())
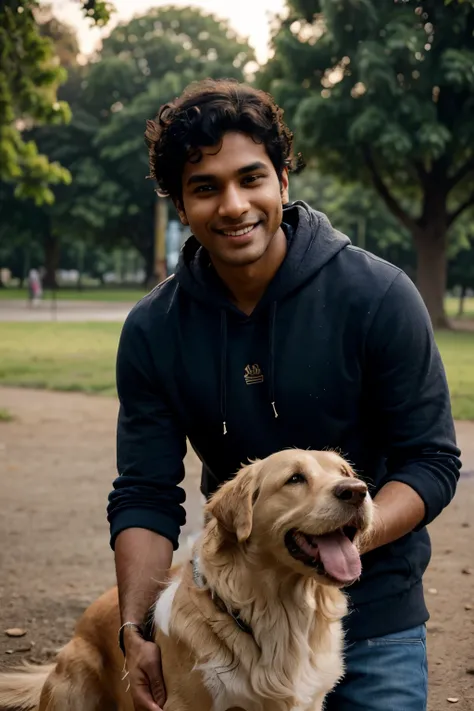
top-left (333, 480), bottom-right (367, 507)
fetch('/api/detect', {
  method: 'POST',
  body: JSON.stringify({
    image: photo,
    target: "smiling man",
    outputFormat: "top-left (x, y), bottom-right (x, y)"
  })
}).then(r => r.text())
top-left (107, 79), bottom-right (461, 711)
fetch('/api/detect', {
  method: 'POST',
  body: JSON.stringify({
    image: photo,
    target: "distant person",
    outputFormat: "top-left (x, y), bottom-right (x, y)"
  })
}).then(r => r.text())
top-left (107, 79), bottom-right (461, 711)
top-left (27, 268), bottom-right (42, 307)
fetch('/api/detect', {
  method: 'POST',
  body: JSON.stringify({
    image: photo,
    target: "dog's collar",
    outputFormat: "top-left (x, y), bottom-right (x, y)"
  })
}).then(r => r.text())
top-left (191, 554), bottom-right (253, 637)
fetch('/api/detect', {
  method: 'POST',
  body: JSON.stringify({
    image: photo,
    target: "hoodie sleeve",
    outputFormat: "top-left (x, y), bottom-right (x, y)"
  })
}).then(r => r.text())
top-left (365, 270), bottom-right (461, 527)
top-left (107, 310), bottom-right (187, 551)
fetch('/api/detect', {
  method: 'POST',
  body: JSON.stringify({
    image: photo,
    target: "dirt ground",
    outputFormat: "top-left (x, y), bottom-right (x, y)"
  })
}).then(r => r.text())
top-left (0, 386), bottom-right (473, 710)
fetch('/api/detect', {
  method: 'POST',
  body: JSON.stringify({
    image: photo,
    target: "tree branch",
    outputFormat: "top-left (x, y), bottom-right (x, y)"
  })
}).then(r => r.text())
top-left (363, 148), bottom-right (418, 234)
top-left (447, 192), bottom-right (474, 226)
top-left (447, 157), bottom-right (474, 192)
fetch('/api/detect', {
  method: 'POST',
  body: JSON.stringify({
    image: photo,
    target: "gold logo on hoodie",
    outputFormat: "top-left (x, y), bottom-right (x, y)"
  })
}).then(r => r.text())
top-left (244, 364), bottom-right (264, 385)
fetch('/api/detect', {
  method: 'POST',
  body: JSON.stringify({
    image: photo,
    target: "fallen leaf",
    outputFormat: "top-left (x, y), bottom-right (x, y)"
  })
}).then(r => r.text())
top-left (4, 628), bottom-right (26, 638)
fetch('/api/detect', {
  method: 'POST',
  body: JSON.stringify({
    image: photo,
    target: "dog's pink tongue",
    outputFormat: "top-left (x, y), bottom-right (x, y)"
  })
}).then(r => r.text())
top-left (314, 531), bottom-right (361, 583)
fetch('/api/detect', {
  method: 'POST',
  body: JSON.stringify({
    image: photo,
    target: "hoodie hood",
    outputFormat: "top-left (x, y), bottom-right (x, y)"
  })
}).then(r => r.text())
top-left (174, 201), bottom-right (351, 435)
top-left (175, 201), bottom-right (351, 314)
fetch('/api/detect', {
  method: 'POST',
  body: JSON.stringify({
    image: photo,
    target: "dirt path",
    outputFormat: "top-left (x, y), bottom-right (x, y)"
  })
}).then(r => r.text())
top-left (0, 386), bottom-right (473, 710)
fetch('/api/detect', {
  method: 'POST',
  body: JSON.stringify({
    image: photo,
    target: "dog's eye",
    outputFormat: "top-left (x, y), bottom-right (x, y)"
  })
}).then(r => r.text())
top-left (285, 473), bottom-right (307, 485)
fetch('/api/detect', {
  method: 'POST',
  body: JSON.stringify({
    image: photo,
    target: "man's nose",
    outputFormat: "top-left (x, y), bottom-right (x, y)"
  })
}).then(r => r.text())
top-left (333, 479), bottom-right (367, 507)
top-left (218, 185), bottom-right (250, 219)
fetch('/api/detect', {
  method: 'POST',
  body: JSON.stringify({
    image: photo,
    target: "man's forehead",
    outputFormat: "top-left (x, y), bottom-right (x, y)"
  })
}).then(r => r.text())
top-left (182, 132), bottom-right (272, 181)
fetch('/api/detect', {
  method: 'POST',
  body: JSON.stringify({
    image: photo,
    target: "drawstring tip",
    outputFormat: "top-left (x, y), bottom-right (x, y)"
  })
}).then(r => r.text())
top-left (223, 421), bottom-right (227, 435)
top-left (271, 402), bottom-right (278, 419)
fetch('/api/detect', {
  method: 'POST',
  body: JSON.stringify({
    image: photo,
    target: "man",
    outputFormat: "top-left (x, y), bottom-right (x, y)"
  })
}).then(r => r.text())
top-left (108, 79), bottom-right (461, 711)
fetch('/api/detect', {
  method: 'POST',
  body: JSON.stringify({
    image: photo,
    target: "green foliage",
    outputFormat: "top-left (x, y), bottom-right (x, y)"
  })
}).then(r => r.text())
top-left (264, 1), bottom-right (474, 199)
top-left (261, 0), bottom-right (474, 325)
top-left (0, 0), bottom-right (111, 205)
top-left (0, 5), bottom-right (254, 283)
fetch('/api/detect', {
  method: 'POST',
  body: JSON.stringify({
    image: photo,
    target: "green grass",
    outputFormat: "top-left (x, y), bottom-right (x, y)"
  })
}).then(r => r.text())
top-left (445, 296), bottom-right (474, 320)
top-left (0, 323), bottom-right (122, 396)
top-left (0, 322), bottom-right (473, 419)
top-left (0, 408), bottom-right (14, 422)
top-left (435, 330), bottom-right (474, 421)
top-left (0, 287), bottom-right (147, 302)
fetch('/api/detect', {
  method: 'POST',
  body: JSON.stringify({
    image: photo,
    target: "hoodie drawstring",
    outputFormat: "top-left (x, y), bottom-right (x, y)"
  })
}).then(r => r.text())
top-left (219, 303), bottom-right (279, 436)
top-left (269, 301), bottom-right (278, 419)
top-left (220, 310), bottom-right (228, 435)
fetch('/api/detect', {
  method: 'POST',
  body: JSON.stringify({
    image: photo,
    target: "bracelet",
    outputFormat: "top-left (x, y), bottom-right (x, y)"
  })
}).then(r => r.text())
top-left (118, 621), bottom-right (144, 657)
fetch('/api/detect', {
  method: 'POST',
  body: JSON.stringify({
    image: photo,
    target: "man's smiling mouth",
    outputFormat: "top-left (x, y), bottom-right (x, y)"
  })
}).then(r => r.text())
top-left (217, 222), bottom-right (261, 237)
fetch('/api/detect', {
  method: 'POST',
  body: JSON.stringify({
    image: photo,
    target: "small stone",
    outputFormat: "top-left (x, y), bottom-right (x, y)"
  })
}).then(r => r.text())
top-left (466, 668), bottom-right (474, 676)
top-left (5, 650), bottom-right (13, 655)
top-left (428, 588), bottom-right (438, 594)
top-left (4, 628), bottom-right (26, 638)
top-left (465, 604), bottom-right (473, 611)
top-left (461, 522), bottom-right (470, 528)
top-left (461, 567), bottom-right (472, 575)
top-left (426, 622), bottom-right (444, 633)
top-left (447, 699), bottom-right (459, 704)
top-left (444, 548), bottom-right (453, 554)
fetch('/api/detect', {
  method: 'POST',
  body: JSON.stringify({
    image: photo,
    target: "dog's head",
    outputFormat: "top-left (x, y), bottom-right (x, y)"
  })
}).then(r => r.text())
top-left (205, 449), bottom-right (374, 587)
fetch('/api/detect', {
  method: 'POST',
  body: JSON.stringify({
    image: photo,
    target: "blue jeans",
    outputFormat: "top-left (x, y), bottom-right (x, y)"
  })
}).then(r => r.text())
top-left (324, 624), bottom-right (428, 711)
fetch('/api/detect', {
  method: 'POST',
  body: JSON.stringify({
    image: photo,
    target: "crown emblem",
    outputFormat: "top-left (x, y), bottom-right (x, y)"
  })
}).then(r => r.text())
top-left (244, 364), bottom-right (264, 385)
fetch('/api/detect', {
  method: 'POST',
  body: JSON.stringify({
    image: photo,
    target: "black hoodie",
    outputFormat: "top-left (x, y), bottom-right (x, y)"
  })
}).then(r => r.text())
top-left (108, 201), bottom-right (461, 641)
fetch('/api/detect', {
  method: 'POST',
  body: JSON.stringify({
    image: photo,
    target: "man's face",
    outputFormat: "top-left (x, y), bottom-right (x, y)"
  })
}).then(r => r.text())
top-left (178, 131), bottom-right (288, 268)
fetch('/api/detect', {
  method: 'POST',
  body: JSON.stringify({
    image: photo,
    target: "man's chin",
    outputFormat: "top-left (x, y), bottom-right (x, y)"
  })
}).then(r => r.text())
top-left (212, 243), bottom-right (268, 268)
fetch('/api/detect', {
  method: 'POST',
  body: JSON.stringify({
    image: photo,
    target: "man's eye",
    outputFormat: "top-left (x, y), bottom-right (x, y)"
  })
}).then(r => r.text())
top-left (194, 185), bottom-right (215, 194)
top-left (242, 174), bottom-right (263, 185)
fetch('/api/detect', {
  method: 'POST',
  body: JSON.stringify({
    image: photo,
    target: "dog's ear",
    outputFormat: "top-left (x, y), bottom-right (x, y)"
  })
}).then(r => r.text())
top-left (206, 461), bottom-right (261, 543)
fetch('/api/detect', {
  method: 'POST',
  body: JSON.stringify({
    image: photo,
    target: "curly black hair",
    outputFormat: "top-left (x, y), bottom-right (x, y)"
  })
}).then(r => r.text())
top-left (145, 78), bottom-right (304, 203)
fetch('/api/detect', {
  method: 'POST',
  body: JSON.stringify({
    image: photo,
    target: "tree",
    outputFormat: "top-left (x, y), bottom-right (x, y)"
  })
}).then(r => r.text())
top-left (261, 0), bottom-right (474, 327)
top-left (447, 221), bottom-right (474, 316)
top-left (291, 168), bottom-right (415, 273)
top-left (0, 9), bottom-right (108, 287)
top-left (0, 0), bottom-right (111, 205)
top-left (1, 6), bottom-right (255, 287)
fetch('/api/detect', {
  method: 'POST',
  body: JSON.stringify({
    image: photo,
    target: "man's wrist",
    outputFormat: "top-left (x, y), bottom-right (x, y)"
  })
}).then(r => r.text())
top-left (119, 621), bottom-right (144, 656)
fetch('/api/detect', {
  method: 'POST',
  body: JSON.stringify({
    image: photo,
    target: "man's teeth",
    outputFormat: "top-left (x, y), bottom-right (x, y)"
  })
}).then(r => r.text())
top-left (222, 224), bottom-right (256, 236)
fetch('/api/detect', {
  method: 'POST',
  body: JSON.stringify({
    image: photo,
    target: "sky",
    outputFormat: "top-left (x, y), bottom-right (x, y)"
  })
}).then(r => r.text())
top-left (47, 0), bottom-right (288, 64)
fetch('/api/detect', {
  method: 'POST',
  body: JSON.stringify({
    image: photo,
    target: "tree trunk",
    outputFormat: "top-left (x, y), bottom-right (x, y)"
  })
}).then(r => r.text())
top-left (154, 198), bottom-right (168, 285)
top-left (43, 233), bottom-right (60, 289)
top-left (413, 224), bottom-right (450, 330)
top-left (458, 284), bottom-right (467, 317)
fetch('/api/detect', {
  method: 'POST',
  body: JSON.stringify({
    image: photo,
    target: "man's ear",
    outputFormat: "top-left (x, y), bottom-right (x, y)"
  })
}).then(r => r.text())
top-left (280, 168), bottom-right (289, 204)
top-left (205, 461), bottom-right (261, 543)
top-left (174, 199), bottom-right (189, 226)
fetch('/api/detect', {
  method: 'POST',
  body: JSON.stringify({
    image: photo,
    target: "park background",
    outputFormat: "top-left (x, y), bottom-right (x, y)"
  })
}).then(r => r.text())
top-left (0, 1), bottom-right (473, 709)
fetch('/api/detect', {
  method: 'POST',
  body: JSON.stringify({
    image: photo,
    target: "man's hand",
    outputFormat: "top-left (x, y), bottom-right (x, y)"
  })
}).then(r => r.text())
top-left (360, 481), bottom-right (426, 555)
top-left (124, 626), bottom-right (166, 711)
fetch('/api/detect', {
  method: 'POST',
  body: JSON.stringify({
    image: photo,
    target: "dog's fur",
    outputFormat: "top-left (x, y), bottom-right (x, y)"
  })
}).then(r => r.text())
top-left (0, 448), bottom-right (373, 711)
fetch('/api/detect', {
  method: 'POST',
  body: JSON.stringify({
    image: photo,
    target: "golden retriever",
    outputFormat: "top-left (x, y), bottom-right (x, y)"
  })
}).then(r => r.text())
top-left (0, 448), bottom-right (373, 711)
